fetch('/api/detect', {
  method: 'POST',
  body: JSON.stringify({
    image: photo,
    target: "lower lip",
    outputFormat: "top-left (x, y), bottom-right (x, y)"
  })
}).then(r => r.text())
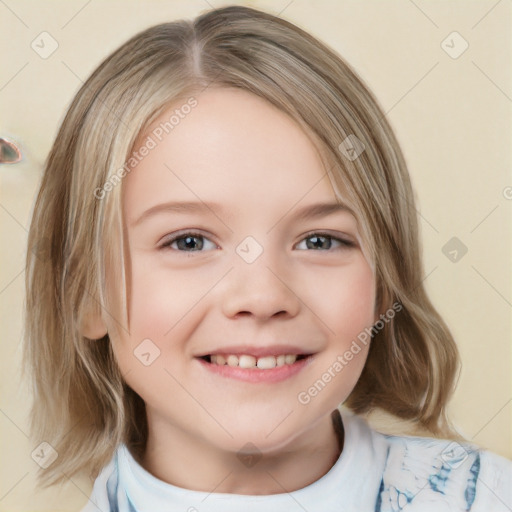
top-left (195, 356), bottom-right (314, 383)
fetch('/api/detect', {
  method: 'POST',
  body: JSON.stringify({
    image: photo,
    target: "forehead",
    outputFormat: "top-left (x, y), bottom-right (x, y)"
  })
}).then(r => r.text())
top-left (123, 87), bottom-right (348, 225)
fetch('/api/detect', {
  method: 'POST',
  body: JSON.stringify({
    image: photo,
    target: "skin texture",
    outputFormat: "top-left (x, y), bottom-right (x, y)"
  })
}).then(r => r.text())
top-left (87, 87), bottom-right (377, 494)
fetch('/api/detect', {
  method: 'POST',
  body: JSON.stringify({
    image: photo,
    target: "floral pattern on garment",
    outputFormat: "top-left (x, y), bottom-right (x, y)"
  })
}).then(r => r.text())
top-left (376, 436), bottom-right (480, 511)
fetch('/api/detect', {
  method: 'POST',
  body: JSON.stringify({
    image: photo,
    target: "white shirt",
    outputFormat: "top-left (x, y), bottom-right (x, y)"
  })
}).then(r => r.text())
top-left (80, 409), bottom-right (512, 511)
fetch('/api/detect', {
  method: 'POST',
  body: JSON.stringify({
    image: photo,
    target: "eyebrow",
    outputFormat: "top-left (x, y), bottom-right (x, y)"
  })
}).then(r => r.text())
top-left (132, 201), bottom-right (225, 227)
top-left (131, 200), bottom-right (354, 227)
top-left (291, 201), bottom-right (354, 221)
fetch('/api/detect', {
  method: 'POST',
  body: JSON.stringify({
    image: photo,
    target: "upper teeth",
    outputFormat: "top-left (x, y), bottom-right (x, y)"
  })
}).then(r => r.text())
top-left (211, 354), bottom-right (298, 369)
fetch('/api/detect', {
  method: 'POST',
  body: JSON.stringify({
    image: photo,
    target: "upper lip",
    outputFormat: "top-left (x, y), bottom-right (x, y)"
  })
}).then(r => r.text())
top-left (195, 345), bottom-right (316, 358)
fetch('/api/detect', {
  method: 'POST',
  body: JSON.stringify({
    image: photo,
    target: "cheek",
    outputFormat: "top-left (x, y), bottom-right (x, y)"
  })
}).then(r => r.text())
top-left (128, 257), bottom-right (215, 339)
top-left (302, 257), bottom-right (376, 341)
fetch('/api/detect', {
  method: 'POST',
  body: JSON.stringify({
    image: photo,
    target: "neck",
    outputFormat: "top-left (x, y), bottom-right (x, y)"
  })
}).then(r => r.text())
top-left (139, 409), bottom-right (344, 495)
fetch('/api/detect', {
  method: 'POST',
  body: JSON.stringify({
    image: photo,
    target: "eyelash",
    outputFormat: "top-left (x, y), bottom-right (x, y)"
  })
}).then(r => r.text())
top-left (159, 231), bottom-right (355, 253)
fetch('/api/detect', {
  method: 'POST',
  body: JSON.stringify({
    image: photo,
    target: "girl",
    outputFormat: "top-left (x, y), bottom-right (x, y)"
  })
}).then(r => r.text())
top-left (23, 5), bottom-right (511, 512)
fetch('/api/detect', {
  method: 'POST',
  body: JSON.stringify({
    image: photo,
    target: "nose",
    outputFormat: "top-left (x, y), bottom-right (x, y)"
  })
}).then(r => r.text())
top-left (220, 254), bottom-right (301, 321)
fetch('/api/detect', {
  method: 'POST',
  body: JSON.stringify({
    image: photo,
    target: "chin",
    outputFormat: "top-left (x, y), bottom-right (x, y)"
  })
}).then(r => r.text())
top-left (209, 416), bottom-right (309, 455)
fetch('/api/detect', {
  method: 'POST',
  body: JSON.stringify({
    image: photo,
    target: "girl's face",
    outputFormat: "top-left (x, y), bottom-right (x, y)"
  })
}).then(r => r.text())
top-left (114, 87), bottom-right (376, 457)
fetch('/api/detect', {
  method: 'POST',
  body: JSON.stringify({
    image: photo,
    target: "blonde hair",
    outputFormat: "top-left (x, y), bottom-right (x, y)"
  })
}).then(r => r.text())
top-left (23, 5), bottom-right (460, 488)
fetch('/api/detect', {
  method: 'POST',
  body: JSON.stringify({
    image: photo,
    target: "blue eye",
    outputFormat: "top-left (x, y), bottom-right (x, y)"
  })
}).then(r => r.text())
top-left (295, 233), bottom-right (354, 251)
top-left (160, 231), bottom-right (354, 253)
top-left (160, 232), bottom-right (217, 252)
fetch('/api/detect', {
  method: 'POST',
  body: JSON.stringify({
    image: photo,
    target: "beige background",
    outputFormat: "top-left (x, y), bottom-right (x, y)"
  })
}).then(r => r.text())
top-left (1, 0), bottom-right (510, 510)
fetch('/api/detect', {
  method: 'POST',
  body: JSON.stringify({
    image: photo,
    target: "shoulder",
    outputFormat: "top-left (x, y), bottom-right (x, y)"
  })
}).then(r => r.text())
top-left (375, 430), bottom-right (512, 511)
top-left (78, 453), bottom-right (120, 512)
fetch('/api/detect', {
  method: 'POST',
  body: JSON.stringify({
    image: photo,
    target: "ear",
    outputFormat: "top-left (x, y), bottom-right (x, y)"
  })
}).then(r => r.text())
top-left (79, 306), bottom-right (108, 340)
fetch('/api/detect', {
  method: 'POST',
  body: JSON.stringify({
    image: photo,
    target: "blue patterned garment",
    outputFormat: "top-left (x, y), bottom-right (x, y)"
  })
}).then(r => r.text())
top-left (81, 410), bottom-right (511, 512)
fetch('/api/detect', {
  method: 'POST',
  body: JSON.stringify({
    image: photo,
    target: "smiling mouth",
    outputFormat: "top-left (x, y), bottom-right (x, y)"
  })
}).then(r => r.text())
top-left (197, 353), bottom-right (311, 369)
